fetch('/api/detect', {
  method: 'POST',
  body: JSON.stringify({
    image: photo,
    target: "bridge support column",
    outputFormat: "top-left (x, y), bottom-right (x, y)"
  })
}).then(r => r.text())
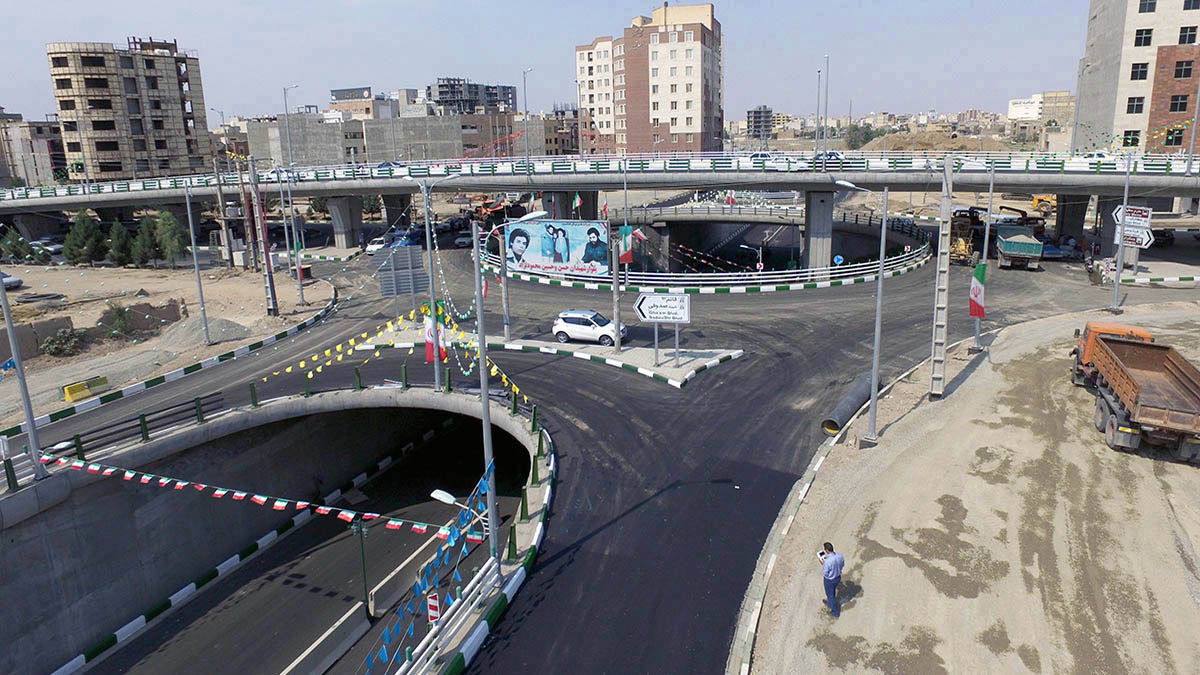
top-left (93, 207), bottom-right (135, 226)
top-left (541, 191), bottom-right (599, 219)
top-left (650, 222), bottom-right (674, 272)
top-left (804, 191), bottom-right (834, 272)
top-left (329, 196), bottom-right (364, 249)
top-left (1054, 194), bottom-right (1088, 241)
top-left (7, 212), bottom-right (65, 241)
top-left (382, 194), bottom-right (412, 229)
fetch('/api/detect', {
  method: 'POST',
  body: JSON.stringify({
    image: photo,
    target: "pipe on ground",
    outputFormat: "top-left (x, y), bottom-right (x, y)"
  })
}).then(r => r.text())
top-left (821, 372), bottom-right (884, 436)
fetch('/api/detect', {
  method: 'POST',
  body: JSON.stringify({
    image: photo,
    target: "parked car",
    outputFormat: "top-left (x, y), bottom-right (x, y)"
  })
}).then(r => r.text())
top-left (552, 309), bottom-right (628, 347)
top-left (376, 161), bottom-right (406, 169)
top-left (1151, 228), bottom-right (1175, 247)
top-left (365, 237), bottom-right (390, 255)
top-left (434, 221), bottom-right (453, 234)
top-left (2, 272), bottom-right (21, 290)
top-left (453, 233), bottom-right (474, 248)
top-left (812, 151), bottom-right (846, 165)
top-left (32, 238), bottom-right (64, 254)
top-left (886, 217), bottom-right (916, 228)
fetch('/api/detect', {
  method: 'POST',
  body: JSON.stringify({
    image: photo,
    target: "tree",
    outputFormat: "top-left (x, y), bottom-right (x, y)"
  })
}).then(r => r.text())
top-left (308, 196), bottom-right (328, 216)
top-left (107, 221), bottom-right (133, 266)
top-left (155, 211), bottom-right (189, 268)
top-left (843, 124), bottom-right (888, 150)
top-left (363, 194), bottom-right (382, 217)
top-left (131, 217), bottom-right (161, 268)
top-left (63, 212), bottom-right (107, 264)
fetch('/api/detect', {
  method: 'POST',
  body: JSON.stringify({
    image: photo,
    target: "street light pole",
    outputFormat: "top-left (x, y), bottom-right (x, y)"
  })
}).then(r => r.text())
top-left (523, 67), bottom-right (533, 171)
top-left (406, 174), bottom-right (461, 389)
top-left (1188, 65), bottom-right (1200, 175)
top-left (282, 85), bottom-right (299, 168)
top-left (823, 54), bottom-right (830, 159)
top-left (350, 521), bottom-right (371, 619)
top-left (286, 163), bottom-right (306, 303)
top-left (814, 69), bottom-right (822, 155)
top-left (1069, 63), bottom-right (1090, 157)
top-left (1110, 152), bottom-right (1133, 312)
top-left (471, 220), bottom-right (501, 566)
top-left (0, 279), bottom-right (49, 480)
top-left (184, 186), bottom-right (211, 345)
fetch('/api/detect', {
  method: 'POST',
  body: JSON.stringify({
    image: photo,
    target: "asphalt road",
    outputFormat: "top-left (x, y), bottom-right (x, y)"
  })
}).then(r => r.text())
top-left (24, 237), bottom-right (1195, 674)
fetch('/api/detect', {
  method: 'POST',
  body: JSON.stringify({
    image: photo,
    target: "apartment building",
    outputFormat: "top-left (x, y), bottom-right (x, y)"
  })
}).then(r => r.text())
top-left (0, 114), bottom-right (66, 186)
top-left (328, 87), bottom-right (399, 120)
top-left (426, 78), bottom-right (516, 115)
top-left (576, 2), bottom-right (724, 154)
top-left (1077, 0), bottom-right (1200, 152)
top-left (46, 37), bottom-right (209, 180)
top-left (747, 105), bottom-right (773, 140)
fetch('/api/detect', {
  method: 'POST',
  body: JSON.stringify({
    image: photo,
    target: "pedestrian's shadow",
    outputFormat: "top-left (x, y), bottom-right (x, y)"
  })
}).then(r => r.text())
top-left (839, 578), bottom-right (863, 611)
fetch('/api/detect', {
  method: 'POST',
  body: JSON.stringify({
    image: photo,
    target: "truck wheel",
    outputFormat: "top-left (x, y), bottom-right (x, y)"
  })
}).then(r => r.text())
top-left (1038, 203), bottom-right (1052, 216)
top-left (1104, 415), bottom-right (1126, 451)
top-left (1094, 398), bottom-right (1108, 431)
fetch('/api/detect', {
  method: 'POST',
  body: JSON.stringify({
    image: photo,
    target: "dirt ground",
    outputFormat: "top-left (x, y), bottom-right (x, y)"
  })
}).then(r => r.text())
top-left (752, 300), bottom-right (1200, 674)
top-left (0, 263), bottom-right (331, 427)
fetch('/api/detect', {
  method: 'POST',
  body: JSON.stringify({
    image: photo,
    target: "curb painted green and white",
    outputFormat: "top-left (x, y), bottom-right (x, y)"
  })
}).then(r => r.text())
top-left (438, 426), bottom-right (557, 675)
top-left (483, 252), bottom-right (930, 295)
top-left (1120, 275), bottom-right (1198, 284)
top-left (359, 340), bottom-right (744, 389)
top-left (1, 282), bottom-right (339, 439)
top-left (49, 418), bottom-right (454, 675)
top-left (274, 250), bottom-right (364, 263)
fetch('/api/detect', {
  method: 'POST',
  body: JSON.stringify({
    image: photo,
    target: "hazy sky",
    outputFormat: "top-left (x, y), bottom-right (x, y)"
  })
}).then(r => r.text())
top-left (1, 0), bottom-right (1090, 128)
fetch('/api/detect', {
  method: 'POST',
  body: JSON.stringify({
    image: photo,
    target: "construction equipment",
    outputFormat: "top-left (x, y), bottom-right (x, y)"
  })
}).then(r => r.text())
top-left (1032, 194), bottom-right (1057, 216)
top-left (948, 206), bottom-right (985, 265)
top-left (996, 226), bottom-right (1043, 270)
top-left (1071, 322), bottom-right (1200, 461)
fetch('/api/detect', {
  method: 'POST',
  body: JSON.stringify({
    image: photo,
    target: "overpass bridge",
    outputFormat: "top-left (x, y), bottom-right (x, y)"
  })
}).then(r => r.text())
top-left (3, 151), bottom-right (1197, 267)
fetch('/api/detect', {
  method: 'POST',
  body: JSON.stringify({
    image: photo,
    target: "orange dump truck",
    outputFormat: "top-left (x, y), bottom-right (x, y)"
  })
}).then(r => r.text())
top-left (1072, 321), bottom-right (1200, 461)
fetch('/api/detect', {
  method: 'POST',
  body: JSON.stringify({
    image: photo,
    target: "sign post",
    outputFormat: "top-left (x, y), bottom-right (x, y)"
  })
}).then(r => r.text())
top-left (635, 293), bottom-right (691, 367)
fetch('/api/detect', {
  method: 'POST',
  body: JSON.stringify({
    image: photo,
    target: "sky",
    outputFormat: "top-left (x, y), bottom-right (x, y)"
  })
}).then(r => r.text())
top-left (0, 0), bottom-right (1091, 129)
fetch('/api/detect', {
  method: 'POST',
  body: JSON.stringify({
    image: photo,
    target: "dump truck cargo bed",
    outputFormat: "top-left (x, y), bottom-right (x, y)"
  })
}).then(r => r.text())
top-left (1099, 338), bottom-right (1200, 434)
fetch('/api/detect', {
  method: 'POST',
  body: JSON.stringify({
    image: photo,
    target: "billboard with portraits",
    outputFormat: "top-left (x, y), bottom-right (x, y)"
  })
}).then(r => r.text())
top-left (503, 220), bottom-right (610, 277)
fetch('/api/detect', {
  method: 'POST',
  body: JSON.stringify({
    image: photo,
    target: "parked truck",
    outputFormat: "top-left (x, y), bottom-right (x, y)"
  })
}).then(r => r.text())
top-left (1071, 322), bottom-right (1200, 461)
top-left (995, 226), bottom-right (1043, 270)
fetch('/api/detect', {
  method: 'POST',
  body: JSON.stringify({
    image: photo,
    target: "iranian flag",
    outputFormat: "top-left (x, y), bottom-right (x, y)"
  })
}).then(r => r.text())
top-left (969, 263), bottom-right (986, 318)
top-left (423, 315), bottom-right (448, 364)
top-left (618, 226), bottom-right (634, 265)
top-left (337, 510), bottom-right (356, 522)
top-left (572, 192), bottom-right (582, 211)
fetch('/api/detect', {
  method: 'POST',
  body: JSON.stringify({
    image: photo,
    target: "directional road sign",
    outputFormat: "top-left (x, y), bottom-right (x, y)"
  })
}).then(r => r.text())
top-left (634, 293), bottom-right (691, 324)
top-left (378, 245), bottom-right (428, 297)
top-left (833, 255), bottom-right (845, 265)
top-left (1114, 226), bottom-right (1155, 249)
top-left (1112, 204), bottom-right (1152, 229)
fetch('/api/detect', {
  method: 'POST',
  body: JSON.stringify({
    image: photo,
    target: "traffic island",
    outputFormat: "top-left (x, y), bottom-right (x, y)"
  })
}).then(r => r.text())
top-left (356, 327), bottom-right (743, 388)
top-left (743, 300), bottom-right (1200, 674)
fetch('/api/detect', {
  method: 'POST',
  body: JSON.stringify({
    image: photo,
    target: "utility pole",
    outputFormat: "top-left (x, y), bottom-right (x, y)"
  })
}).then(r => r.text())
top-left (274, 167), bottom-right (296, 280)
top-left (864, 186), bottom-right (888, 443)
top-left (285, 165), bottom-right (306, 303)
top-left (815, 69), bottom-right (821, 155)
top-left (184, 186), bottom-right (211, 345)
top-left (611, 226), bottom-right (621, 354)
top-left (823, 54), bottom-right (830, 159)
top-left (498, 217), bottom-right (511, 342)
top-left (0, 279), bottom-right (49, 480)
top-left (523, 67), bottom-right (533, 171)
top-left (1110, 153), bottom-right (1133, 313)
top-left (471, 221), bottom-right (501, 566)
top-left (248, 157), bottom-right (279, 317)
top-left (234, 159), bottom-right (254, 271)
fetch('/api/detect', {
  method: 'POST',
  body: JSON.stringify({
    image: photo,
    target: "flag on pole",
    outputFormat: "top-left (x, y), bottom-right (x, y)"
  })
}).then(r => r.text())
top-left (618, 226), bottom-right (634, 265)
top-left (632, 227), bottom-right (648, 242)
top-left (602, 196), bottom-right (608, 220)
top-left (572, 191), bottom-right (582, 212)
top-left (969, 263), bottom-right (986, 318)
top-left (423, 315), bottom-right (447, 364)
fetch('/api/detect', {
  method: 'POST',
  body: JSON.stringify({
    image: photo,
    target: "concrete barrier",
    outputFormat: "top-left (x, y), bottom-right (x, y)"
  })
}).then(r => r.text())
top-left (0, 323), bottom-right (39, 361)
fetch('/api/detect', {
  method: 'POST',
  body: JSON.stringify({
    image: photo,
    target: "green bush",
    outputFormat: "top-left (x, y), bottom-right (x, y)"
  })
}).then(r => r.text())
top-left (63, 212), bottom-right (108, 264)
top-left (131, 217), bottom-right (161, 267)
top-left (155, 212), bottom-right (189, 268)
top-left (40, 328), bottom-right (87, 356)
top-left (105, 301), bottom-right (133, 338)
top-left (0, 229), bottom-right (50, 263)
top-left (107, 221), bottom-right (132, 266)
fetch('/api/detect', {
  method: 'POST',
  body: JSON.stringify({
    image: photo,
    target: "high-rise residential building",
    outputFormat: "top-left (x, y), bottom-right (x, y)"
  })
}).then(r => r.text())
top-left (46, 37), bottom-right (209, 181)
top-left (425, 78), bottom-right (517, 114)
top-left (576, 2), bottom-right (723, 154)
top-left (1, 112), bottom-right (66, 186)
top-left (1076, 0), bottom-right (1200, 152)
top-left (771, 111), bottom-right (790, 129)
top-left (747, 105), bottom-right (773, 140)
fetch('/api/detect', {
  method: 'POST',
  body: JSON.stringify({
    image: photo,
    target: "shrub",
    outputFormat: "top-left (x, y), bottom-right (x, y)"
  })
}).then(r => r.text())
top-left (41, 328), bottom-right (87, 356)
top-left (63, 212), bottom-right (107, 264)
top-left (155, 212), bottom-right (189, 268)
top-left (131, 217), bottom-right (160, 267)
top-left (107, 221), bottom-right (133, 266)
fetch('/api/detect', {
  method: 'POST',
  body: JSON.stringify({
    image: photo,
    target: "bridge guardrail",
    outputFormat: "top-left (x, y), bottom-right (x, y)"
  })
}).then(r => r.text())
top-left (4, 151), bottom-right (1197, 205)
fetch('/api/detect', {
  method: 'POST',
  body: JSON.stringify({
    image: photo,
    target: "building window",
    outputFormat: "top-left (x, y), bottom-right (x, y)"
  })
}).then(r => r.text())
top-left (652, 102), bottom-right (659, 111)
top-left (670, 100), bottom-right (678, 110)
top-left (130, 119), bottom-right (144, 135)
top-left (651, 33), bottom-right (659, 44)
top-left (685, 48), bottom-right (693, 58)
top-left (616, 60), bottom-right (624, 71)
top-left (686, 100), bottom-right (693, 109)
top-left (62, 121), bottom-right (77, 132)
top-left (133, 139), bottom-right (147, 151)
top-left (671, 134), bottom-right (679, 142)
top-left (685, 31), bottom-right (694, 41)
top-left (80, 55), bottom-right (105, 67)
top-left (653, 133), bottom-right (661, 143)
top-left (651, 50), bottom-right (658, 61)
top-left (1131, 62), bottom-right (1149, 79)
top-left (157, 159), bottom-right (170, 169)
top-left (578, 51), bottom-right (585, 61)
top-left (669, 31), bottom-right (678, 43)
top-left (55, 78), bottom-right (72, 90)
top-left (152, 119), bottom-right (165, 130)
top-left (1127, 96), bottom-right (1145, 113)
top-left (146, 76), bottom-right (158, 89)
top-left (652, 119), bottom-right (659, 127)
top-left (144, 58), bottom-right (155, 69)
top-left (579, 66), bottom-right (585, 75)
top-left (1182, 26), bottom-right (1198, 44)
top-left (98, 161), bottom-right (122, 172)
top-left (1138, 0), bottom-right (1155, 11)
top-left (1189, 0), bottom-right (1200, 8)
top-left (1177, 60), bottom-right (1194, 78)
top-left (1171, 94), bottom-right (1190, 111)
top-left (686, 116), bottom-right (693, 126)
top-left (94, 140), bottom-right (119, 152)
top-left (651, 85), bottom-right (659, 94)
top-left (686, 83), bottom-right (693, 93)
top-left (669, 49), bottom-right (677, 59)
top-left (51, 56), bottom-right (68, 67)
top-left (58, 99), bottom-right (75, 110)
top-left (669, 67), bottom-right (677, 76)
top-left (155, 139), bottom-right (168, 150)
top-left (91, 120), bottom-right (116, 131)
top-left (670, 84), bottom-right (677, 93)
top-left (1123, 130), bottom-right (1141, 146)
top-left (149, 99), bottom-right (162, 110)
top-left (685, 66), bottom-right (694, 76)
top-left (1134, 28), bottom-right (1153, 46)
top-left (687, 133), bottom-right (694, 143)
top-left (651, 68), bottom-right (659, 77)
top-left (1166, 129), bottom-right (1185, 145)
top-left (86, 98), bottom-right (112, 110)
top-left (83, 77), bottom-right (109, 89)
top-left (66, 141), bottom-right (80, 152)
top-left (120, 55), bottom-right (133, 69)
top-left (127, 98), bottom-right (141, 114)
top-left (670, 117), bottom-right (678, 126)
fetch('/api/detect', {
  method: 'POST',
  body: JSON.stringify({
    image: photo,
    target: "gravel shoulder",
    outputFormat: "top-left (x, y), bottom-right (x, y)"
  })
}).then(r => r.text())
top-left (752, 300), bottom-right (1200, 674)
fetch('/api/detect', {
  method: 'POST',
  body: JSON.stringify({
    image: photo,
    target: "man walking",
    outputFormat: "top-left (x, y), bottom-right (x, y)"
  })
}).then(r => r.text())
top-left (819, 541), bottom-right (845, 617)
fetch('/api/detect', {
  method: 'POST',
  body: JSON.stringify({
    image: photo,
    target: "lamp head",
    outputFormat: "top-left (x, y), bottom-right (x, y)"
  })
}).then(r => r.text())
top-left (430, 489), bottom-right (456, 505)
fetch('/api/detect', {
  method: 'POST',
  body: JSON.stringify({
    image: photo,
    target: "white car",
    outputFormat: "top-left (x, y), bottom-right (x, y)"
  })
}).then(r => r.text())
top-left (33, 238), bottom-right (64, 255)
top-left (365, 237), bottom-right (389, 255)
top-left (453, 234), bottom-right (474, 248)
top-left (552, 309), bottom-right (628, 347)
top-left (2, 272), bottom-right (21, 290)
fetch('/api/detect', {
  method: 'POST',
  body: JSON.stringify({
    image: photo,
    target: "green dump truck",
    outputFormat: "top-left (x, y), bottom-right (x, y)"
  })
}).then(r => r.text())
top-left (995, 225), bottom-right (1043, 270)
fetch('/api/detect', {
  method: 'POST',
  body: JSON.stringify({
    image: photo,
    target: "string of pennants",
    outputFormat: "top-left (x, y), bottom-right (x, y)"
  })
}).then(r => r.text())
top-left (39, 453), bottom-right (494, 545)
top-left (672, 242), bottom-right (752, 272)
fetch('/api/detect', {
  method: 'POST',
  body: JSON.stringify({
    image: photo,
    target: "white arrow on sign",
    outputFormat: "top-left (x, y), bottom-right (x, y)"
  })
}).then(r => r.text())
top-left (634, 293), bottom-right (691, 324)
top-left (1112, 204), bottom-right (1152, 229)
top-left (1113, 225), bottom-right (1155, 249)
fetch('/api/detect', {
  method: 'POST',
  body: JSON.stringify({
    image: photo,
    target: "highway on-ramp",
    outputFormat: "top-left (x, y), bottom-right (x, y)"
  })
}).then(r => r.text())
top-left (24, 245), bottom-right (1193, 673)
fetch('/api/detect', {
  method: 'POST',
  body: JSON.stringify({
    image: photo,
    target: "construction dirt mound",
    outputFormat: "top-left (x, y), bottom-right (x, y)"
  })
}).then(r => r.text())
top-left (162, 316), bottom-right (251, 348)
top-left (862, 131), bottom-right (1010, 152)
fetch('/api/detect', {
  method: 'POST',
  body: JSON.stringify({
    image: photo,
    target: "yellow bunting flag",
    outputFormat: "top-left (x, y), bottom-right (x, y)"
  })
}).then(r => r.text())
top-left (374, 350), bottom-right (380, 357)
top-left (337, 354), bottom-right (344, 361)
top-left (361, 332), bottom-right (368, 339)
top-left (307, 371), bottom-right (314, 379)
top-left (262, 377), bottom-right (267, 382)
top-left (285, 366), bottom-right (293, 373)
top-left (523, 395), bottom-right (528, 404)
top-left (325, 360), bottom-right (332, 367)
top-left (490, 365), bottom-right (499, 376)
top-left (299, 360), bottom-right (306, 368)
top-left (408, 347), bottom-right (414, 355)
top-left (349, 338), bottom-right (356, 346)
top-left (501, 374), bottom-right (508, 386)
top-left (336, 344), bottom-right (343, 352)
top-left (316, 366), bottom-right (322, 373)
top-left (387, 321), bottom-right (394, 331)
top-left (324, 349), bottom-right (331, 357)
